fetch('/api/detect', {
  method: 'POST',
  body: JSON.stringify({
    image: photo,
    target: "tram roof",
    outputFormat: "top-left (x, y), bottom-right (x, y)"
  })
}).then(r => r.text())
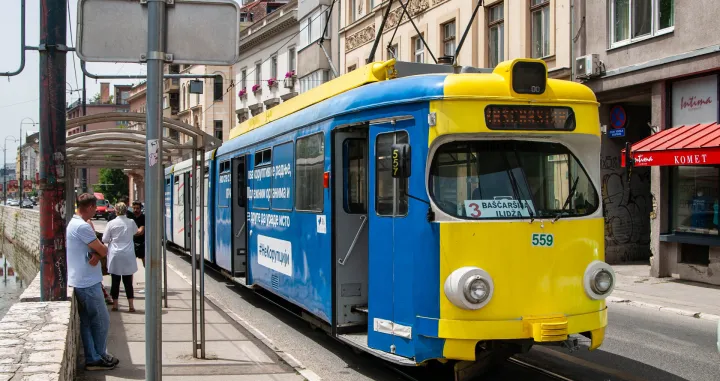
top-left (221, 59), bottom-right (598, 156)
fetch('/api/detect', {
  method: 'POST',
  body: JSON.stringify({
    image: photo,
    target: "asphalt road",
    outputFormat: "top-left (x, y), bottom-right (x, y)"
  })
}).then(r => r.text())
top-left (162, 248), bottom-right (720, 381)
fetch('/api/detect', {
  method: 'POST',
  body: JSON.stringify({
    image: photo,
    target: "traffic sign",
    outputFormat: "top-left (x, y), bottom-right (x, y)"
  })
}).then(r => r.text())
top-left (76, 0), bottom-right (240, 65)
top-left (609, 128), bottom-right (626, 138)
top-left (610, 105), bottom-right (627, 129)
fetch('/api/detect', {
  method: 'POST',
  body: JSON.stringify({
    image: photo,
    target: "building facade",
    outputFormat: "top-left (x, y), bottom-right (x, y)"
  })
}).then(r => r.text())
top-left (297, 0), bottom-right (339, 93)
top-left (577, 1), bottom-right (720, 285)
top-left (66, 83), bottom-right (132, 194)
top-left (339, 0), bottom-right (572, 78)
top-left (234, 0), bottom-right (299, 123)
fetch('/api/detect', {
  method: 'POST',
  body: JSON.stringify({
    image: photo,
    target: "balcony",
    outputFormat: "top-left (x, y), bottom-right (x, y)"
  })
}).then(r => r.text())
top-left (164, 78), bottom-right (180, 93)
top-left (163, 106), bottom-right (180, 119)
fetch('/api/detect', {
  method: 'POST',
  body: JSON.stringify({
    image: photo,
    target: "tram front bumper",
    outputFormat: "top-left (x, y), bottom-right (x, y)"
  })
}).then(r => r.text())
top-left (417, 308), bottom-right (607, 361)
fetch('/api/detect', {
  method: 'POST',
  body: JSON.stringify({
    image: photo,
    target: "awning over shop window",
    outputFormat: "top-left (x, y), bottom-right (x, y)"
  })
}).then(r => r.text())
top-left (621, 123), bottom-right (720, 167)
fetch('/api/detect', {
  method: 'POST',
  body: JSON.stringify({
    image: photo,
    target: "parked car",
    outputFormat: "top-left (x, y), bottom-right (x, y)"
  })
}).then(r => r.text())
top-left (105, 204), bottom-right (115, 221)
top-left (20, 199), bottom-right (33, 209)
top-left (7, 199), bottom-right (19, 207)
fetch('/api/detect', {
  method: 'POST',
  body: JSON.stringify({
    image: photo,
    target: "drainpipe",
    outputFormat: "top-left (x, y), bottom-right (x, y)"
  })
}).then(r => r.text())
top-left (570, 0), bottom-right (575, 81)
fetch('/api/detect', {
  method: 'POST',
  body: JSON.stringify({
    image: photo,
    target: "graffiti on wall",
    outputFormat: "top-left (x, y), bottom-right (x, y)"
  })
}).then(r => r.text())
top-left (601, 158), bottom-right (652, 262)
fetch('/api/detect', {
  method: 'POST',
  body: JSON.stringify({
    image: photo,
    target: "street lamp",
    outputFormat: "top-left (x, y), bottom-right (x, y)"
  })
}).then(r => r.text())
top-left (3, 136), bottom-right (19, 205)
top-left (19, 117), bottom-right (38, 201)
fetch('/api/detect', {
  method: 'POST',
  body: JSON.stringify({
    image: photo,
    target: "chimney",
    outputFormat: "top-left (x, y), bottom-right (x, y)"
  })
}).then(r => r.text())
top-left (101, 83), bottom-right (110, 104)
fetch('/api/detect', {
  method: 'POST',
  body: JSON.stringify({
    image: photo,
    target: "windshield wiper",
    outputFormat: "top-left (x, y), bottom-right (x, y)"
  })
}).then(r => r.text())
top-left (502, 153), bottom-right (533, 223)
top-left (554, 176), bottom-right (580, 223)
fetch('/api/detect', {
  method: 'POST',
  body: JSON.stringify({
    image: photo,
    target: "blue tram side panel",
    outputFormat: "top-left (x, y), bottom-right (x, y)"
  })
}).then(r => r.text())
top-left (204, 154), bottom-right (216, 264)
top-left (164, 168), bottom-right (173, 243)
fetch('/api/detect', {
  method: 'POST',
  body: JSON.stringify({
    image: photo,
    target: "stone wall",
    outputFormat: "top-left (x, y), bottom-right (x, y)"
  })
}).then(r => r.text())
top-left (0, 205), bottom-right (79, 381)
top-left (0, 206), bottom-right (41, 282)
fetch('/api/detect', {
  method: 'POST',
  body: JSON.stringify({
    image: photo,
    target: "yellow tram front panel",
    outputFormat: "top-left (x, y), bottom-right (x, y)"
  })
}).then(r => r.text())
top-left (425, 63), bottom-right (608, 361)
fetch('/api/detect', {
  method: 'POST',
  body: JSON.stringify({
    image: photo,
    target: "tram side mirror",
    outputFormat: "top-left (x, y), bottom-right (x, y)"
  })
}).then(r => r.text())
top-left (391, 144), bottom-right (411, 178)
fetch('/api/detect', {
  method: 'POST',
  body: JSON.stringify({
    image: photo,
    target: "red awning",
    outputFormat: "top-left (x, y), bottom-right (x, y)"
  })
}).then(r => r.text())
top-left (621, 123), bottom-right (720, 167)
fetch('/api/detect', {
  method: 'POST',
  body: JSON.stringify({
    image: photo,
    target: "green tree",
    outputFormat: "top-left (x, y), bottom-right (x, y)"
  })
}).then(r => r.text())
top-left (95, 168), bottom-right (128, 203)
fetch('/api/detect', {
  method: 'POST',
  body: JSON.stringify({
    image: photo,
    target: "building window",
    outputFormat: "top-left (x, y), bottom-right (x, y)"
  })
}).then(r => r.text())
top-left (413, 35), bottom-right (425, 63)
top-left (671, 166), bottom-right (719, 236)
top-left (271, 55), bottom-right (278, 79)
top-left (213, 75), bottom-right (223, 101)
top-left (288, 47), bottom-right (296, 72)
top-left (214, 120), bottom-right (223, 140)
top-left (295, 132), bottom-right (324, 212)
top-left (488, 2), bottom-right (504, 67)
top-left (181, 84), bottom-right (185, 110)
top-left (442, 21), bottom-right (456, 57)
top-left (530, 0), bottom-right (550, 58)
top-left (241, 68), bottom-right (247, 91)
top-left (376, 131), bottom-right (408, 216)
top-left (347, 64), bottom-right (357, 73)
top-left (387, 43), bottom-right (399, 60)
top-left (611, 0), bottom-right (674, 46)
top-left (349, 0), bottom-right (356, 23)
top-left (255, 62), bottom-right (262, 86)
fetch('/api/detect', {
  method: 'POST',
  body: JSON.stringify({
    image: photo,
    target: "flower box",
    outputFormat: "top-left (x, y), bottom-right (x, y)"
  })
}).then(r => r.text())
top-left (267, 78), bottom-right (278, 89)
top-left (252, 84), bottom-right (261, 94)
top-left (238, 89), bottom-right (247, 99)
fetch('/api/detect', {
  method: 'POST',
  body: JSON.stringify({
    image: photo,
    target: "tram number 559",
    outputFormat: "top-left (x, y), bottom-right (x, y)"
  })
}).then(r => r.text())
top-left (531, 233), bottom-right (554, 247)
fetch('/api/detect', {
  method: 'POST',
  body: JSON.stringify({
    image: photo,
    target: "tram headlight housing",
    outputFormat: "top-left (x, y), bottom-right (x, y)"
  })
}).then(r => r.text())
top-left (583, 260), bottom-right (615, 300)
top-left (444, 267), bottom-right (494, 310)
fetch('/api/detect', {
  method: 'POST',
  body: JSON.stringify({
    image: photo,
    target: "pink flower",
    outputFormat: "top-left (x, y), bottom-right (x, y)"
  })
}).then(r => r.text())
top-left (238, 89), bottom-right (247, 97)
top-left (252, 84), bottom-right (261, 92)
top-left (285, 70), bottom-right (295, 78)
top-left (267, 78), bottom-right (277, 87)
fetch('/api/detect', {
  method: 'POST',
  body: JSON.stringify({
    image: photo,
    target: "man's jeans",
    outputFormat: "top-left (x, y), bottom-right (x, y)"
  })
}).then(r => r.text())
top-left (74, 282), bottom-right (110, 363)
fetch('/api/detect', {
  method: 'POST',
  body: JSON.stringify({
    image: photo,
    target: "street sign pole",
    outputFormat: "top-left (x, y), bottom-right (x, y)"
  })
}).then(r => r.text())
top-left (144, 0), bottom-right (166, 379)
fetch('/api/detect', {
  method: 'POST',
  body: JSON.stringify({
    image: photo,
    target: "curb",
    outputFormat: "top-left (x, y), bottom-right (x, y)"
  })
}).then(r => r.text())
top-left (606, 296), bottom-right (720, 322)
top-left (166, 261), bottom-right (322, 381)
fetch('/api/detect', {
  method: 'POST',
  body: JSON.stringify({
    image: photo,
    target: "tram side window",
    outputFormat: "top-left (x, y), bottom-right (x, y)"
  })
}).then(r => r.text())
top-left (271, 142), bottom-right (293, 211)
top-left (296, 133), bottom-right (324, 212)
top-left (237, 159), bottom-right (246, 208)
top-left (175, 177), bottom-right (183, 206)
top-left (344, 139), bottom-right (367, 214)
top-left (253, 148), bottom-right (272, 210)
top-left (376, 132), bottom-right (409, 216)
top-left (219, 161), bottom-right (230, 208)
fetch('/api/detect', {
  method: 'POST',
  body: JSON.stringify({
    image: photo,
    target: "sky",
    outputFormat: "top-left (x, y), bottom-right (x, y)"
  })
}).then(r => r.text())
top-left (0, 0), bottom-right (241, 167)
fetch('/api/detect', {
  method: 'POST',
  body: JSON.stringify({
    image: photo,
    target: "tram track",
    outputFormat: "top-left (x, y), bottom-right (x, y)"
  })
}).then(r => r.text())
top-left (383, 357), bottom-right (577, 381)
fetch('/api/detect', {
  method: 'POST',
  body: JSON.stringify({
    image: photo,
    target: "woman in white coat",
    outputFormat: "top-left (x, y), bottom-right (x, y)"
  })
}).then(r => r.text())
top-left (102, 202), bottom-right (139, 312)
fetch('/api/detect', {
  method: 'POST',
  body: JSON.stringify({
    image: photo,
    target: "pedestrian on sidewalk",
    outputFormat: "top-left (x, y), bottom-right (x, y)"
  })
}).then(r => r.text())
top-left (102, 202), bottom-right (139, 313)
top-left (67, 193), bottom-right (118, 371)
top-left (129, 200), bottom-right (146, 294)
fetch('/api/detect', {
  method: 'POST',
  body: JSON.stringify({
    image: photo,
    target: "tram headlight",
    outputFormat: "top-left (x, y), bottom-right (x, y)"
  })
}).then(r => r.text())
top-left (444, 267), bottom-right (494, 310)
top-left (583, 261), bottom-right (615, 300)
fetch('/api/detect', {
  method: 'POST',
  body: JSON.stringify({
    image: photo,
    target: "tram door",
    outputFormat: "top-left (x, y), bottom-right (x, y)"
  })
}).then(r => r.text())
top-left (333, 128), bottom-right (369, 330)
top-left (182, 172), bottom-right (192, 250)
top-left (367, 121), bottom-right (413, 356)
top-left (231, 155), bottom-right (248, 279)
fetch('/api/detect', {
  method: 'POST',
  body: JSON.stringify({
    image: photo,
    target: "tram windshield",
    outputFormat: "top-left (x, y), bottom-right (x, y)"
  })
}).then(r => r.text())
top-left (429, 140), bottom-right (599, 220)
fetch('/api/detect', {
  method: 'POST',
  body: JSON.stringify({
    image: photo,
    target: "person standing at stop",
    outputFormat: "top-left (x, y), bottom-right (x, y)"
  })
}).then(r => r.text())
top-left (130, 201), bottom-right (146, 293)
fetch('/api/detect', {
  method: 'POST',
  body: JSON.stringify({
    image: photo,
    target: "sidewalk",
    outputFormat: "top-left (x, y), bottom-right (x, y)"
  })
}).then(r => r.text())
top-left (76, 258), bottom-right (306, 380)
top-left (608, 262), bottom-right (720, 322)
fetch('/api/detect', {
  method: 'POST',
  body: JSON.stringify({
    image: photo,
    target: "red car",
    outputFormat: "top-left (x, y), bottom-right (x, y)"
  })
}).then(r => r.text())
top-left (94, 199), bottom-right (110, 219)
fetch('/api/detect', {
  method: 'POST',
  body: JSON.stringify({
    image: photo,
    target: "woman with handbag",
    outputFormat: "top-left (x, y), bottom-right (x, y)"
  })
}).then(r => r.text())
top-left (101, 202), bottom-right (139, 312)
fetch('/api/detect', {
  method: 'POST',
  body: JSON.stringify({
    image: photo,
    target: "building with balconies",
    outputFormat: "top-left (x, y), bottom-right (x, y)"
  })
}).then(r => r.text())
top-left (234, 0), bottom-right (298, 124)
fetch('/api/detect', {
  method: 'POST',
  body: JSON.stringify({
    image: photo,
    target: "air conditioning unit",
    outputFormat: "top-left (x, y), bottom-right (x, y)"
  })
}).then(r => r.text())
top-left (575, 54), bottom-right (600, 78)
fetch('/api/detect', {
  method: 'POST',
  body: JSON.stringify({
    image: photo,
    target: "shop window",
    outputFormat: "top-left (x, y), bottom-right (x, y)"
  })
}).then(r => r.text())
top-left (671, 166), bottom-right (720, 235)
top-left (680, 243), bottom-right (710, 266)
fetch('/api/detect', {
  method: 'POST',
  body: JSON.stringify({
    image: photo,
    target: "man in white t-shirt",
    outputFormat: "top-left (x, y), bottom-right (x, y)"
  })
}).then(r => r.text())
top-left (68, 193), bottom-right (118, 371)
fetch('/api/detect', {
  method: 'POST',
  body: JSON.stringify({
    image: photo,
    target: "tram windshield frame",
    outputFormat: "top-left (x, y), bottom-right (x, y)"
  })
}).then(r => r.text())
top-left (428, 140), bottom-right (599, 221)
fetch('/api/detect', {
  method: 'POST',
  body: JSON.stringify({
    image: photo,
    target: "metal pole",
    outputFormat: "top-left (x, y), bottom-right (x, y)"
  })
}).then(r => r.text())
top-left (82, 74), bottom-right (87, 193)
top-left (1, 0), bottom-right (26, 77)
top-left (190, 147), bottom-right (198, 358)
top-left (19, 124), bottom-right (22, 199)
top-left (199, 149), bottom-right (205, 358)
top-left (3, 142), bottom-right (7, 204)
top-left (367, 0), bottom-right (395, 63)
top-left (452, 0), bottom-right (483, 65)
top-left (38, 0), bottom-right (67, 302)
top-left (163, 213), bottom-right (168, 308)
top-left (144, 0), bottom-right (166, 378)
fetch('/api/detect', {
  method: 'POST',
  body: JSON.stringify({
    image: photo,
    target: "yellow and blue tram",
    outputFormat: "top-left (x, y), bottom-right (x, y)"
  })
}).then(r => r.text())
top-left (164, 58), bottom-right (614, 368)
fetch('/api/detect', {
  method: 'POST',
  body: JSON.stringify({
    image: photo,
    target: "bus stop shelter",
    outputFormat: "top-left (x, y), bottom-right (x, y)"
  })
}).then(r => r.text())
top-left (64, 111), bottom-right (221, 358)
